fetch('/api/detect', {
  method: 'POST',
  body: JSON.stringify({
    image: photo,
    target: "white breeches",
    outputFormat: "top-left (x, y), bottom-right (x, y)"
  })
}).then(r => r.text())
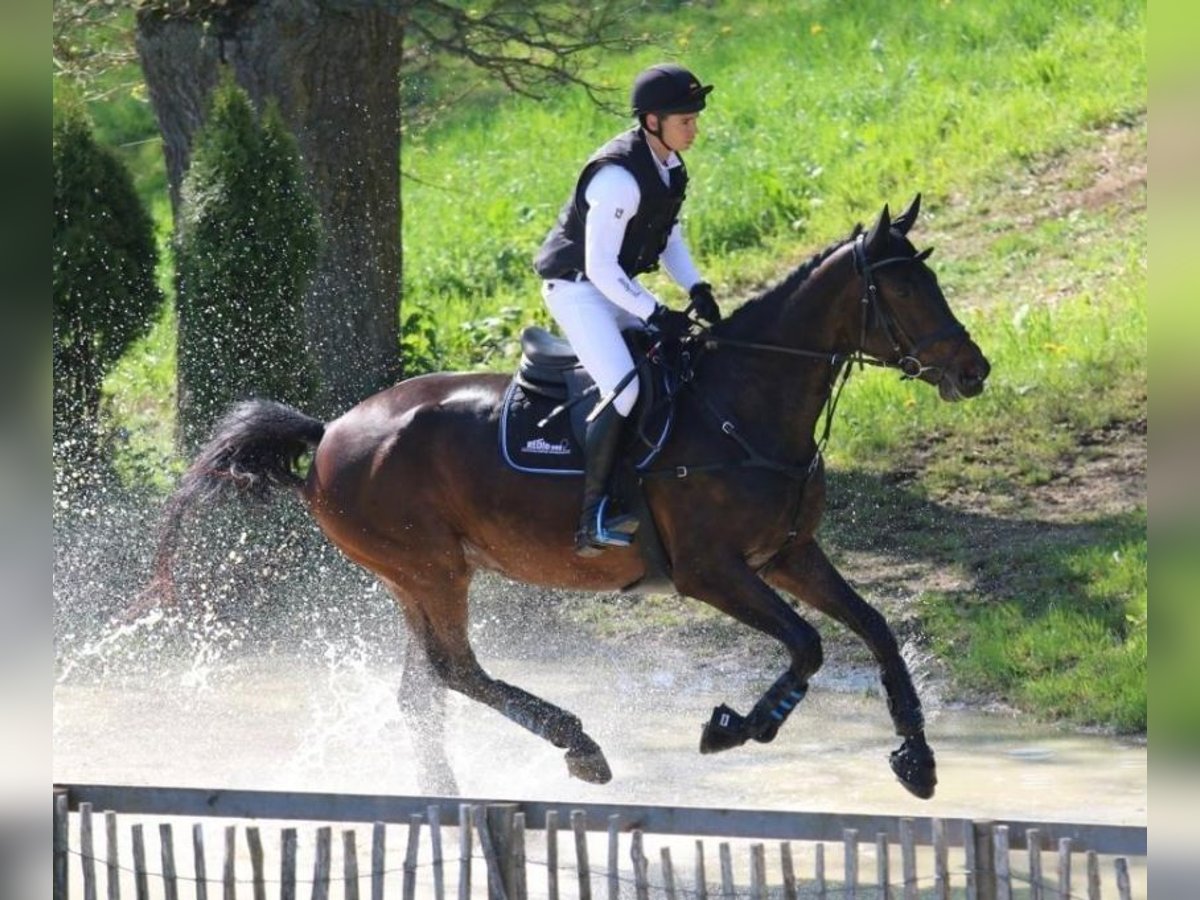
top-left (542, 279), bottom-right (643, 417)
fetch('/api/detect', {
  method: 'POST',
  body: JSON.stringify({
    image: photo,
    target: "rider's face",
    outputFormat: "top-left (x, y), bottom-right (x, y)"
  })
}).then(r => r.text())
top-left (651, 111), bottom-right (701, 152)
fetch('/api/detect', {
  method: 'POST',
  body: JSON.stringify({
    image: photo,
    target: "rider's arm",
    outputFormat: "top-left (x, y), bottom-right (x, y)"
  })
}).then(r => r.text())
top-left (582, 164), bottom-right (660, 320)
top-left (660, 221), bottom-right (703, 293)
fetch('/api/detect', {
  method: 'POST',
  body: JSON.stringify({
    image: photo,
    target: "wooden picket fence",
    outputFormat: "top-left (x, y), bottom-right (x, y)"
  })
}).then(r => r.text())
top-left (53, 784), bottom-right (1146, 900)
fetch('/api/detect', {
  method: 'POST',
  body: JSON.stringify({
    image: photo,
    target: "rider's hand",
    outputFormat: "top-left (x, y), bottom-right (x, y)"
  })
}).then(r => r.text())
top-left (647, 304), bottom-right (693, 341)
top-left (688, 281), bottom-right (721, 325)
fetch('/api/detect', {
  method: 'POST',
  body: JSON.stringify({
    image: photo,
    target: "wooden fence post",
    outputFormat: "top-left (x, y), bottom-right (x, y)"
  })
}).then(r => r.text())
top-left (545, 811), bottom-right (559, 900)
top-left (780, 841), bottom-right (797, 900)
top-left (222, 825), bottom-right (238, 900)
top-left (607, 814), bottom-right (621, 900)
top-left (372, 830), bottom-right (386, 900)
top-left (343, 829), bottom-right (360, 900)
top-left (54, 790), bottom-right (69, 900)
top-left (131, 823), bottom-right (148, 900)
top-left (193, 823), bottom-right (208, 900)
top-left (932, 818), bottom-right (949, 900)
top-left (964, 822), bottom-right (976, 900)
top-left (661, 846), bottom-right (678, 900)
top-left (404, 813), bottom-right (423, 900)
top-left (1027, 828), bottom-right (1043, 900)
top-left (429, 805), bottom-right (446, 900)
top-left (899, 817), bottom-right (917, 900)
top-left (971, 820), bottom-right (997, 900)
top-left (994, 824), bottom-right (1011, 900)
top-left (513, 812), bottom-right (528, 900)
top-left (1086, 850), bottom-right (1100, 900)
top-left (1056, 838), bottom-right (1072, 900)
top-left (475, 807), bottom-right (506, 900)
top-left (105, 811), bottom-right (120, 900)
top-left (485, 804), bottom-right (521, 900)
top-left (281, 827), bottom-right (297, 900)
top-left (80, 802), bottom-right (96, 900)
top-left (571, 810), bottom-right (591, 900)
top-left (630, 829), bottom-right (649, 900)
top-left (718, 841), bottom-right (734, 900)
top-left (159, 823), bottom-right (179, 900)
top-left (750, 843), bottom-right (766, 900)
top-left (843, 828), bottom-right (858, 900)
top-left (312, 825), bottom-right (332, 900)
top-left (1114, 857), bottom-right (1131, 900)
top-left (814, 841), bottom-right (826, 900)
top-left (875, 833), bottom-right (890, 900)
top-left (694, 840), bottom-right (708, 900)
top-left (246, 826), bottom-right (266, 900)
top-left (458, 806), bottom-right (473, 900)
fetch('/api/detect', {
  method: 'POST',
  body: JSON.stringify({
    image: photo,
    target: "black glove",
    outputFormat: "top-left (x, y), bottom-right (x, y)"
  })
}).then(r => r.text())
top-left (688, 281), bottom-right (721, 324)
top-left (647, 304), bottom-right (693, 341)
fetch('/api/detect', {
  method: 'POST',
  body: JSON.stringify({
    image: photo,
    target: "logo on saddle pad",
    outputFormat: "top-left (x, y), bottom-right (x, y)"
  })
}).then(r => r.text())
top-left (522, 436), bottom-right (572, 456)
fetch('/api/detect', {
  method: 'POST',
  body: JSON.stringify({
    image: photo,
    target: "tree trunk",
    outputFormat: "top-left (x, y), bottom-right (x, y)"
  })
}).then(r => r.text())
top-left (136, 0), bottom-right (403, 417)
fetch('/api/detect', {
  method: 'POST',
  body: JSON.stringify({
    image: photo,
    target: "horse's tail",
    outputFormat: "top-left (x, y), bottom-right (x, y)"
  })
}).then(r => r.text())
top-left (139, 400), bottom-right (326, 612)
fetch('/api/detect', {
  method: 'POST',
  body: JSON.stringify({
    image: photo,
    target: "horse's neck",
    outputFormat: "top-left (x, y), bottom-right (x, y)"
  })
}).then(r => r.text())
top-left (699, 251), bottom-right (857, 458)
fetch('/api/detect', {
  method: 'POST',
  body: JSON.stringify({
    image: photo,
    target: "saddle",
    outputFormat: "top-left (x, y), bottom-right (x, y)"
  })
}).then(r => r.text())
top-left (500, 326), bottom-right (674, 476)
top-left (501, 326), bottom-right (681, 593)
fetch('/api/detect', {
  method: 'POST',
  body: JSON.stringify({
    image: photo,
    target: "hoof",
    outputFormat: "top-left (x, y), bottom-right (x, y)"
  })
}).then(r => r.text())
top-left (699, 704), bottom-right (749, 754)
top-left (890, 734), bottom-right (937, 800)
top-left (565, 744), bottom-right (613, 784)
top-left (751, 721), bottom-right (781, 745)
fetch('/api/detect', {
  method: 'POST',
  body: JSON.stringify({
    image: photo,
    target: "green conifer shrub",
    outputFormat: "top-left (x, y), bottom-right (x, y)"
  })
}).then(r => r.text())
top-left (175, 76), bottom-right (320, 448)
top-left (53, 101), bottom-right (163, 466)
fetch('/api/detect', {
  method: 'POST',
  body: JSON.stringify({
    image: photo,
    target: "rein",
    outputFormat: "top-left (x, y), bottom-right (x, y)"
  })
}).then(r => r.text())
top-left (647, 235), bottom-right (966, 485)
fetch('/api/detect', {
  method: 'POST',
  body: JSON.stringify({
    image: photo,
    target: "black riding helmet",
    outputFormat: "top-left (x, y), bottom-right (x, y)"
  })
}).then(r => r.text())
top-left (631, 63), bottom-right (714, 118)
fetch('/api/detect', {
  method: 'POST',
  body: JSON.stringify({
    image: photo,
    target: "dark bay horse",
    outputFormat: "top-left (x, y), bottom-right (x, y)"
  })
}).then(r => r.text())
top-left (150, 196), bottom-right (989, 799)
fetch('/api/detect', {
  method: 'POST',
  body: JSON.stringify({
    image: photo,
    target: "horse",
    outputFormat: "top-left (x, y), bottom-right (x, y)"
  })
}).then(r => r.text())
top-left (148, 196), bottom-right (989, 799)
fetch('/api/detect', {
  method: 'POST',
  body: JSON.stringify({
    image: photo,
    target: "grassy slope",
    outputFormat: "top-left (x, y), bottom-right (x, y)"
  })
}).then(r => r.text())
top-left (95, 0), bottom-right (1147, 730)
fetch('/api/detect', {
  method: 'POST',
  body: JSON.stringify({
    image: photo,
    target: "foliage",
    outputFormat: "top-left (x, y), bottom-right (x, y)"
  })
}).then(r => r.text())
top-left (174, 76), bottom-right (320, 448)
top-left (53, 98), bottom-right (163, 465)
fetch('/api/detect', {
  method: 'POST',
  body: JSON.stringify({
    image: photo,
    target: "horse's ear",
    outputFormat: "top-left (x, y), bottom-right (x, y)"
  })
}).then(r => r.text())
top-left (894, 193), bottom-right (922, 235)
top-left (865, 205), bottom-right (891, 255)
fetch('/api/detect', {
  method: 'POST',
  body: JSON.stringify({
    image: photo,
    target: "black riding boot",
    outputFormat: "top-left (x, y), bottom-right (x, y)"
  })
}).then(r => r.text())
top-left (575, 405), bottom-right (639, 557)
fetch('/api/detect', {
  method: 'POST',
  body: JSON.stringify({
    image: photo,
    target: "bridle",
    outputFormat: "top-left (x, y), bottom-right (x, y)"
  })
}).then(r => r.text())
top-left (645, 234), bottom-right (971, 481)
top-left (848, 233), bottom-right (969, 382)
top-left (699, 234), bottom-right (968, 382)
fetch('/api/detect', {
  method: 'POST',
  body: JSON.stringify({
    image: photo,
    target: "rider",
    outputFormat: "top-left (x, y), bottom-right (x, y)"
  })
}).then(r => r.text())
top-left (534, 63), bottom-right (722, 557)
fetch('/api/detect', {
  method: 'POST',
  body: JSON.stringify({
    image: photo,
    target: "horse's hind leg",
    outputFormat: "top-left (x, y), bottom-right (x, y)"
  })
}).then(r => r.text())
top-left (395, 616), bottom-right (459, 795)
top-left (386, 574), bottom-right (613, 786)
top-left (764, 539), bottom-right (937, 800)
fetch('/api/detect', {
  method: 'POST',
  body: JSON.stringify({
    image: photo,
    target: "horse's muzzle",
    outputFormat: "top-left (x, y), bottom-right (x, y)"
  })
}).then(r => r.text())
top-left (939, 346), bottom-right (990, 402)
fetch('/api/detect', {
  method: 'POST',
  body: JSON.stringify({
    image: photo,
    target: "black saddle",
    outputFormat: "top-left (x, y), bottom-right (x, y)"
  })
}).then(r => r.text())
top-left (500, 326), bottom-right (674, 476)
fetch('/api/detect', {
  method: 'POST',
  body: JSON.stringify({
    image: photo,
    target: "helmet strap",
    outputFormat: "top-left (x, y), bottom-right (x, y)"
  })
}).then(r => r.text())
top-left (643, 113), bottom-right (678, 155)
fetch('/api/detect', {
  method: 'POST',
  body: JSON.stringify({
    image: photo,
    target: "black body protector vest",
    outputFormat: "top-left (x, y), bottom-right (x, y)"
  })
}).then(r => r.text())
top-left (533, 128), bottom-right (687, 281)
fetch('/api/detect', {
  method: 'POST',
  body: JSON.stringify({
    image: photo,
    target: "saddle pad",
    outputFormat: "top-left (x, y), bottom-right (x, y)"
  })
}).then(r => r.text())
top-left (500, 380), bottom-right (587, 474)
top-left (499, 376), bottom-right (674, 476)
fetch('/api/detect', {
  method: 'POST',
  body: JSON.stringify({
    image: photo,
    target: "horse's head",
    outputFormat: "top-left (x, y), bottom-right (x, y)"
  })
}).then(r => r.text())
top-left (853, 195), bottom-right (990, 401)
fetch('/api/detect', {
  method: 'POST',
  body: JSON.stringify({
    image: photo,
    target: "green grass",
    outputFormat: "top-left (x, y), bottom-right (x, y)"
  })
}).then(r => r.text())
top-left (920, 511), bottom-right (1147, 732)
top-left (84, 0), bottom-right (1146, 731)
top-left (398, 0), bottom-right (1145, 332)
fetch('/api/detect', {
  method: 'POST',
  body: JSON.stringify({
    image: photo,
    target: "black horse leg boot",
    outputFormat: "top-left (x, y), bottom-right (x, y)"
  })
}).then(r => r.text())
top-left (575, 405), bottom-right (639, 557)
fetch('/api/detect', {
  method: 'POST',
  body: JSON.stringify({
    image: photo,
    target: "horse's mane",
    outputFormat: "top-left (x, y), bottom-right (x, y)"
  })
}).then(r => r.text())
top-left (716, 223), bottom-right (864, 336)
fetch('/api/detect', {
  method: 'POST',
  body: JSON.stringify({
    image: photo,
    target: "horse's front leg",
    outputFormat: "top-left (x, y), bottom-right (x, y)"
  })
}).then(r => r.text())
top-left (763, 538), bottom-right (937, 800)
top-left (672, 558), bottom-right (824, 754)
